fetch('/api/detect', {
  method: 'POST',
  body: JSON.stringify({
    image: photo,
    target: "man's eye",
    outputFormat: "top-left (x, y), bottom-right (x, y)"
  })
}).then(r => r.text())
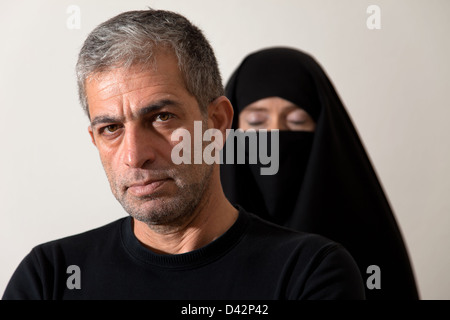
top-left (102, 124), bottom-right (121, 134)
top-left (155, 113), bottom-right (173, 122)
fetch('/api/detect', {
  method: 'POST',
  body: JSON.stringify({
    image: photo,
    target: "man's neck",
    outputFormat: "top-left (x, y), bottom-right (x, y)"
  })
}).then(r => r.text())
top-left (132, 183), bottom-right (238, 255)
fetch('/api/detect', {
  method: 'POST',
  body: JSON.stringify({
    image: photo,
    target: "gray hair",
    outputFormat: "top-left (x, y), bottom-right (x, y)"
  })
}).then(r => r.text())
top-left (76, 9), bottom-right (224, 118)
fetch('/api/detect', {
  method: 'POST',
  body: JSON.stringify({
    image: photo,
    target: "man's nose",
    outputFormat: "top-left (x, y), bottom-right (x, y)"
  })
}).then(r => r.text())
top-left (122, 126), bottom-right (156, 168)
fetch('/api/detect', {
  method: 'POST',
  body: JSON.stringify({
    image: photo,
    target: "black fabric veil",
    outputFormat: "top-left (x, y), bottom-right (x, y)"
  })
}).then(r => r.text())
top-left (220, 47), bottom-right (419, 299)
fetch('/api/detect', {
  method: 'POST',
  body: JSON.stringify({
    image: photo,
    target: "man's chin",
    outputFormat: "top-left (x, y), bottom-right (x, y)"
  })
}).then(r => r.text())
top-left (122, 196), bottom-right (195, 227)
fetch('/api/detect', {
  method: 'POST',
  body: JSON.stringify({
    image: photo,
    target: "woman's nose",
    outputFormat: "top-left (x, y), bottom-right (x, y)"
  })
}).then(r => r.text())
top-left (266, 115), bottom-right (289, 131)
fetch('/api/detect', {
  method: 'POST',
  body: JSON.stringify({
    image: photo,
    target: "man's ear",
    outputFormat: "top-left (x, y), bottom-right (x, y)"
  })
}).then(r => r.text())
top-left (88, 126), bottom-right (97, 147)
top-left (207, 96), bottom-right (234, 136)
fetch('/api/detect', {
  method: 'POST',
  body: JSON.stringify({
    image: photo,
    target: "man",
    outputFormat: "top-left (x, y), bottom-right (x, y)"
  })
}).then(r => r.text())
top-left (2, 9), bottom-right (365, 300)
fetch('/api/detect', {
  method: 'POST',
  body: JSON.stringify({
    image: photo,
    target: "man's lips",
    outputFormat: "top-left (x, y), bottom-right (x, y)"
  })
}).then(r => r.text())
top-left (127, 179), bottom-right (169, 197)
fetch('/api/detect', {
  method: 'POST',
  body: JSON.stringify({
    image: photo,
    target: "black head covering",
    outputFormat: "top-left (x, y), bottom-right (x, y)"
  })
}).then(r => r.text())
top-left (220, 47), bottom-right (419, 299)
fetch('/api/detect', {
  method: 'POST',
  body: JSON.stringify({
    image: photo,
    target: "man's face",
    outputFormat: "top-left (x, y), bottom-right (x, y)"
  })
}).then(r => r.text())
top-left (86, 51), bottom-right (213, 229)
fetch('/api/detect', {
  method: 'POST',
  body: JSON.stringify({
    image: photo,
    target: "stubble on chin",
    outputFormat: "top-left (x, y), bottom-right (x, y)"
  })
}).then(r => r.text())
top-left (109, 163), bottom-right (214, 233)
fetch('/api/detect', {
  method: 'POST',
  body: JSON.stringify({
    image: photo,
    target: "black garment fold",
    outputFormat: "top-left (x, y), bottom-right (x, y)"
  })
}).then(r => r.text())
top-left (220, 47), bottom-right (419, 300)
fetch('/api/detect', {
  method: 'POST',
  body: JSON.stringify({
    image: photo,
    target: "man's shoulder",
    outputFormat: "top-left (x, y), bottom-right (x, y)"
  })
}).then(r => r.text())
top-left (242, 209), bottom-right (348, 259)
top-left (245, 209), bottom-right (335, 244)
top-left (33, 216), bottom-right (128, 255)
top-left (242, 209), bottom-right (365, 299)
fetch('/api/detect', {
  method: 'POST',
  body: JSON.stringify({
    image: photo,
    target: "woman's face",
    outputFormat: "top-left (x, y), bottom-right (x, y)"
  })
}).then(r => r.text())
top-left (238, 97), bottom-right (316, 131)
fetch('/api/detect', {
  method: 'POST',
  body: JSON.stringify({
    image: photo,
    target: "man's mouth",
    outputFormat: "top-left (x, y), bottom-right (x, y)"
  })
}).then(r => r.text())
top-left (127, 178), bottom-right (170, 197)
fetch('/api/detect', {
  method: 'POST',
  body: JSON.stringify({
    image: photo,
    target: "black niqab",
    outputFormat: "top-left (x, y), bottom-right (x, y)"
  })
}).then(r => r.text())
top-left (220, 47), bottom-right (419, 299)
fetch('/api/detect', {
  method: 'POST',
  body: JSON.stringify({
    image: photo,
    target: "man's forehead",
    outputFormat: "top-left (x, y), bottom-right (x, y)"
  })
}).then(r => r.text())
top-left (86, 67), bottom-right (157, 97)
top-left (86, 48), bottom-right (180, 92)
top-left (86, 66), bottom-right (182, 103)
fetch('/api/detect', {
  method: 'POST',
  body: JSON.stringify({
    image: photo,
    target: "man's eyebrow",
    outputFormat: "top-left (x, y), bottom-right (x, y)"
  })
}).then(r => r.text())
top-left (90, 99), bottom-right (180, 127)
top-left (90, 115), bottom-right (122, 128)
top-left (137, 99), bottom-right (180, 117)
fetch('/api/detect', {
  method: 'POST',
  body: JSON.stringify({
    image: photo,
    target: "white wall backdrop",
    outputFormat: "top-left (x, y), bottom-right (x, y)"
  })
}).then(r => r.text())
top-left (1, 0), bottom-right (449, 299)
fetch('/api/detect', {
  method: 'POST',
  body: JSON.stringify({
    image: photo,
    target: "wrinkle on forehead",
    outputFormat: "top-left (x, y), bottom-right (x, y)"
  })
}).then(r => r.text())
top-left (87, 72), bottom-right (169, 105)
top-left (85, 48), bottom-right (182, 103)
top-left (85, 51), bottom-right (197, 122)
top-left (87, 66), bottom-right (183, 108)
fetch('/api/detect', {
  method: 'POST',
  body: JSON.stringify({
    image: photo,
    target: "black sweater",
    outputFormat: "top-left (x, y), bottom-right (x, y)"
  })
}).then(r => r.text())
top-left (2, 208), bottom-right (365, 300)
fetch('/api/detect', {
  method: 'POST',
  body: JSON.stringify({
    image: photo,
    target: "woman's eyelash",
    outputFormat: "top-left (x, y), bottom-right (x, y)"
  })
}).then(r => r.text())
top-left (247, 120), bottom-right (266, 126)
top-left (288, 120), bottom-right (306, 125)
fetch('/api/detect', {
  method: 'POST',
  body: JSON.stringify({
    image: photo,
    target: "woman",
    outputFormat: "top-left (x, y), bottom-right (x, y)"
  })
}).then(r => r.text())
top-left (220, 47), bottom-right (419, 299)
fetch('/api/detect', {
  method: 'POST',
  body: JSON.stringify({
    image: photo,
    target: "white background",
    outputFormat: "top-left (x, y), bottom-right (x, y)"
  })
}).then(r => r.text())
top-left (1, 0), bottom-right (449, 299)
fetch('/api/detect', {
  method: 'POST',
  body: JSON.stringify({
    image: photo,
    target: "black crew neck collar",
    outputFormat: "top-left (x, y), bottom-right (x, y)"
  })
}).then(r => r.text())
top-left (120, 206), bottom-right (249, 269)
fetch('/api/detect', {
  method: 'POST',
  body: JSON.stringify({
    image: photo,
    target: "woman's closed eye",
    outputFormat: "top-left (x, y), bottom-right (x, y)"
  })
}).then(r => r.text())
top-left (285, 109), bottom-right (315, 131)
top-left (244, 112), bottom-right (268, 126)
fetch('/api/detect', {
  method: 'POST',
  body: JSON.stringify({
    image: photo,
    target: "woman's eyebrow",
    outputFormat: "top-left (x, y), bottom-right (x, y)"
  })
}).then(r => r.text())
top-left (244, 106), bottom-right (268, 112)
